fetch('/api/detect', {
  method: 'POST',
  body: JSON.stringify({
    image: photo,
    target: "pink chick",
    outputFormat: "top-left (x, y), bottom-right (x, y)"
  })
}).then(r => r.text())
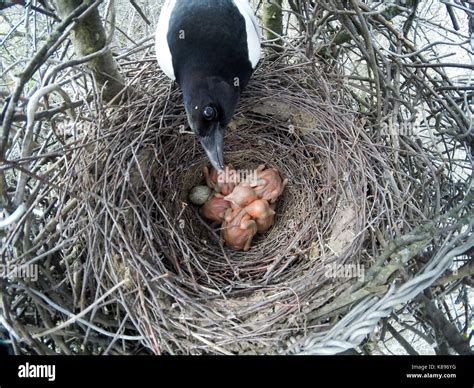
top-left (203, 165), bottom-right (237, 196)
top-left (253, 164), bottom-right (288, 203)
top-left (244, 199), bottom-right (276, 233)
top-left (223, 183), bottom-right (259, 209)
top-left (221, 208), bottom-right (257, 251)
top-left (200, 193), bottom-right (231, 223)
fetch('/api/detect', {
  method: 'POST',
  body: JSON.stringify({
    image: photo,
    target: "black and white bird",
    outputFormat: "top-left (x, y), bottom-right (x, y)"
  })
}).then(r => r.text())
top-left (155, 0), bottom-right (261, 171)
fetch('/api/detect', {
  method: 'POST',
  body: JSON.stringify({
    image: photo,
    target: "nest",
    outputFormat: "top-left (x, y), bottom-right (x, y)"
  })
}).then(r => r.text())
top-left (1, 49), bottom-right (471, 354)
top-left (69, 57), bottom-right (375, 354)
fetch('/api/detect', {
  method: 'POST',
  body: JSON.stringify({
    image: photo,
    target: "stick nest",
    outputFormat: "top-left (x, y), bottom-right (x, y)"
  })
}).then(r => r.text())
top-left (2, 52), bottom-right (471, 355)
top-left (74, 58), bottom-right (369, 354)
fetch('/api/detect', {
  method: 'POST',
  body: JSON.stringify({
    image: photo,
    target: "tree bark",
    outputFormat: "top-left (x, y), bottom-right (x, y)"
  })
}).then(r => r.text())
top-left (263, 0), bottom-right (283, 56)
top-left (53, 0), bottom-right (125, 102)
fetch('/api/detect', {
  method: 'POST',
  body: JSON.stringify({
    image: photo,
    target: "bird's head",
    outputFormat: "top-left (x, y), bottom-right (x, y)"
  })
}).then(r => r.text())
top-left (181, 75), bottom-right (240, 172)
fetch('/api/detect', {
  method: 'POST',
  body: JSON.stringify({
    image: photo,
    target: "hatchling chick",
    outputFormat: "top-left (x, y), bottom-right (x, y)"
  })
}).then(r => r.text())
top-left (223, 183), bottom-right (258, 209)
top-left (221, 208), bottom-right (257, 251)
top-left (203, 164), bottom-right (237, 196)
top-left (253, 164), bottom-right (288, 203)
top-left (244, 199), bottom-right (276, 233)
top-left (200, 193), bottom-right (231, 223)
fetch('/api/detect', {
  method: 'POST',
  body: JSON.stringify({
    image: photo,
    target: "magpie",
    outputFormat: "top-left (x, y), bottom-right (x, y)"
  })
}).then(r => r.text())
top-left (155, 0), bottom-right (261, 171)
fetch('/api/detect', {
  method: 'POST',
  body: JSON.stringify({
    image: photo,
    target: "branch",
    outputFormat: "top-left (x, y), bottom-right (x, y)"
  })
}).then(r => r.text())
top-left (54, 0), bottom-right (126, 102)
top-left (129, 0), bottom-right (150, 25)
top-left (435, 260), bottom-right (474, 286)
top-left (11, 100), bottom-right (84, 122)
top-left (0, 0), bottom-right (59, 19)
top-left (14, 84), bottom-right (76, 206)
top-left (0, 1), bottom-right (93, 160)
top-left (263, 0), bottom-right (284, 56)
top-left (386, 322), bottom-right (419, 355)
top-left (416, 294), bottom-right (473, 355)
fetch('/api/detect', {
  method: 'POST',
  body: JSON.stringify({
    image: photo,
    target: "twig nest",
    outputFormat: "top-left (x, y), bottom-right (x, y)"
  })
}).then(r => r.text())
top-left (40, 60), bottom-right (372, 354)
top-left (11, 53), bottom-right (467, 356)
top-left (188, 185), bottom-right (212, 205)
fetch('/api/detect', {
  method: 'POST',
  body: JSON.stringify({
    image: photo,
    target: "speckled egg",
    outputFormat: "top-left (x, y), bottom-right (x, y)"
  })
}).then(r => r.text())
top-left (188, 185), bottom-right (212, 205)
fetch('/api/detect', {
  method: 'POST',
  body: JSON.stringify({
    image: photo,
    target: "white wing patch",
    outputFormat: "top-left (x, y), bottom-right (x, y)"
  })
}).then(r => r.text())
top-left (232, 0), bottom-right (261, 69)
top-left (155, 0), bottom-right (177, 80)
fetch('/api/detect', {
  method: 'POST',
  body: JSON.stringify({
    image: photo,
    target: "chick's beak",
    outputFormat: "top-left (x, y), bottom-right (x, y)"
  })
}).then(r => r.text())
top-left (200, 124), bottom-right (225, 172)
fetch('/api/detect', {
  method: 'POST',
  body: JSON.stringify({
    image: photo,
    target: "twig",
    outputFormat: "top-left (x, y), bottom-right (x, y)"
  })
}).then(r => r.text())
top-left (386, 322), bottom-right (419, 355)
top-left (129, 0), bottom-right (151, 25)
top-left (0, 1), bottom-right (94, 160)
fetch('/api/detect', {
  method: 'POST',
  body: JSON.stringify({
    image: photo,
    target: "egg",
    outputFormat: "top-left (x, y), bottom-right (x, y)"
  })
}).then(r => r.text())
top-left (188, 185), bottom-right (212, 205)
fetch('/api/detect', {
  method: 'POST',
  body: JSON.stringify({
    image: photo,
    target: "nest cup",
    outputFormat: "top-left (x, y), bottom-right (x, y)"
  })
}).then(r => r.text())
top-left (69, 57), bottom-right (374, 354)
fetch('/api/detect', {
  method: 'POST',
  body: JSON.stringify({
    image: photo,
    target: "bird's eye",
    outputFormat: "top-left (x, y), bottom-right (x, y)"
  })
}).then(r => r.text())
top-left (202, 106), bottom-right (216, 121)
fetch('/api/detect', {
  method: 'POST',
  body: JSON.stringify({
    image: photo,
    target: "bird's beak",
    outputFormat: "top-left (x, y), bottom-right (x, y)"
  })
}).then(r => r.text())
top-left (200, 124), bottom-right (225, 172)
